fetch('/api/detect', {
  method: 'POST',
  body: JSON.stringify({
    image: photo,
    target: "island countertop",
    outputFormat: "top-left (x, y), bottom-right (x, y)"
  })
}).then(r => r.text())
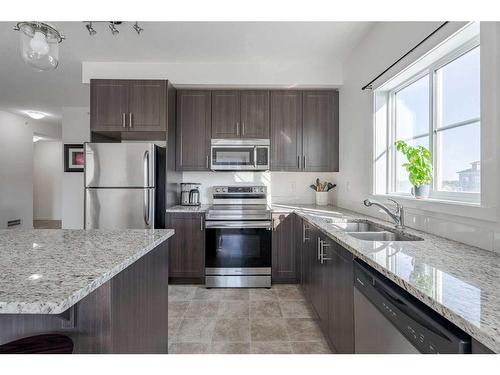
top-left (0, 229), bottom-right (174, 315)
top-left (272, 204), bottom-right (500, 353)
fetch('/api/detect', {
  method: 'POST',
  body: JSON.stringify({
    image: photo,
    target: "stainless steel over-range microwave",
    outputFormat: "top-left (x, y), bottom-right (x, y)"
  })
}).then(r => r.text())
top-left (210, 139), bottom-right (270, 171)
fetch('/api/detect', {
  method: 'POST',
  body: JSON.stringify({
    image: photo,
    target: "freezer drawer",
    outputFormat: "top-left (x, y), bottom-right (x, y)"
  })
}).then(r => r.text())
top-left (85, 188), bottom-right (155, 229)
top-left (85, 143), bottom-right (156, 188)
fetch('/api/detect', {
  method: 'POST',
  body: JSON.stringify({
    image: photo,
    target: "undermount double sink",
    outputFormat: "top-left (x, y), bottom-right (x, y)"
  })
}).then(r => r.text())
top-left (326, 219), bottom-right (423, 242)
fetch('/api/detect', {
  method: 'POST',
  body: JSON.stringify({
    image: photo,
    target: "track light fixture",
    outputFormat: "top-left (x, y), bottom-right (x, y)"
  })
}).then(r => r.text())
top-left (83, 21), bottom-right (143, 36)
top-left (86, 22), bottom-right (96, 36)
top-left (133, 22), bottom-right (143, 35)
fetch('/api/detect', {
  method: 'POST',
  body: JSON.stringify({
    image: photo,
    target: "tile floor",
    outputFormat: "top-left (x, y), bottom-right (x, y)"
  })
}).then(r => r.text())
top-left (168, 284), bottom-right (332, 354)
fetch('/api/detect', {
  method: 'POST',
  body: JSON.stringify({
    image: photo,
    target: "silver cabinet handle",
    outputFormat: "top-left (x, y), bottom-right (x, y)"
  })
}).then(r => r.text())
top-left (320, 240), bottom-right (331, 264)
top-left (242, 122), bottom-right (245, 136)
top-left (200, 215), bottom-right (204, 231)
top-left (206, 155), bottom-right (209, 169)
top-left (297, 155), bottom-right (300, 169)
top-left (303, 155), bottom-right (306, 169)
top-left (122, 113), bottom-right (126, 128)
top-left (129, 112), bottom-right (133, 128)
top-left (317, 237), bottom-right (321, 261)
top-left (236, 122), bottom-right (240, 136)
top-left (302, 223), bottom-right (309, 243)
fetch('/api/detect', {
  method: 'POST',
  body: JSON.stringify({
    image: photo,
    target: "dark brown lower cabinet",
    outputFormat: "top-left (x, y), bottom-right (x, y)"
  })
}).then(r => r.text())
top-left (299, 219), bottom-right (355, 353)
top-left (167, 212), bottom-right (205, 283)
top-left (272, 213), bottom-right (299, 283)
top-left (327, 240), bottom-right (354, 353)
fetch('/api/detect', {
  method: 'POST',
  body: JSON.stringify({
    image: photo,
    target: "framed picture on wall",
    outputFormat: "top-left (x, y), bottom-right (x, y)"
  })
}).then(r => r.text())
top-left (64, 144), bottom-right (85, 172)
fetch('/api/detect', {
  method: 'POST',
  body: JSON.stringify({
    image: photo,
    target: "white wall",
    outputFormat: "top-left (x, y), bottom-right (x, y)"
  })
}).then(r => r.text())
top-left (337, 22), bottom-right (500, 252)
top-left (182, 171), bottom-right (337, 205)
top-left (33, 141), bottom-right (62, 220)
top-left (0, 111), bottom-right (34, 229)
top-left (82, 61), bottom-right (343, 88)
top-left (61, 107), bottom-right (90, 229)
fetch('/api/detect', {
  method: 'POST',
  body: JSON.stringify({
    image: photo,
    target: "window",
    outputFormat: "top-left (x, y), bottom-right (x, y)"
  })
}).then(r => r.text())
top-left (376, 35), bottom-right (481, 204)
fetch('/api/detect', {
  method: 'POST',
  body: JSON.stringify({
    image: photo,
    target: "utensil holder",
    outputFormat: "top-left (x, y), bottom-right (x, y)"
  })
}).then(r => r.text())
top-left (315, 192), bottom-right (328, 206)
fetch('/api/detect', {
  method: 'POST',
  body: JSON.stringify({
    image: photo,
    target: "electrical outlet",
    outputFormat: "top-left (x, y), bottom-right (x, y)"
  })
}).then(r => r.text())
top-left (346, 181), bottom-right (351, 192)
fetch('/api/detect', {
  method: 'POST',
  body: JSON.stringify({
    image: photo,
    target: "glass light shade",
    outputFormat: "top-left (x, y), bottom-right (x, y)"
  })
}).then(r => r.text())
top-left (17, 22), bottom-right (63, 71)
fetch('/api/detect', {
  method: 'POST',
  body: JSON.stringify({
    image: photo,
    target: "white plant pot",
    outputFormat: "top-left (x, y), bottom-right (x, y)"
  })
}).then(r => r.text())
top-left (315, 192), bottom-right (328, 206)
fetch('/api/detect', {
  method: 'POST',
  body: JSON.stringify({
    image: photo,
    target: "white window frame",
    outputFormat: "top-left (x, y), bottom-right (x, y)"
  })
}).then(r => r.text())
top-left (386, 37), bottom-right (480, 204)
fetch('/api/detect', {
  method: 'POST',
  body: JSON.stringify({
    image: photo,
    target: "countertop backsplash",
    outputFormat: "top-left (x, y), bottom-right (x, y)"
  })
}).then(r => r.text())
top-left (181, 171), bottom-right (338, 205)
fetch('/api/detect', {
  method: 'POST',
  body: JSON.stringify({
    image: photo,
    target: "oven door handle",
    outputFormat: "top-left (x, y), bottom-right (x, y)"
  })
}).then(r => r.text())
top-left (205, 221), bottom-right (272, 230)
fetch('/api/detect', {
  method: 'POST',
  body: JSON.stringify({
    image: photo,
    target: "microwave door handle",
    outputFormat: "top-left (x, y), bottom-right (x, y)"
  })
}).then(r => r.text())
top-left (254, 146), bottom-right (257, 168)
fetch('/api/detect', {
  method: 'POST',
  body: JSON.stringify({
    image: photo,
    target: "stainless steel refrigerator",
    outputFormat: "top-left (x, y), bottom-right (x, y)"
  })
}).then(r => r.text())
top-left (84, 143), bottom-right (168, 229)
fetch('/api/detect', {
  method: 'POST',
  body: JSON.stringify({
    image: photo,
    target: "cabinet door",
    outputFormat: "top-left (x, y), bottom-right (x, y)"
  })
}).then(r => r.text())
top-left (302, 91), bottom-right (339, 172)
top-left (167, 213), bottom-right (205, 281)
top-left (240, 90), bottom-right (270, 138)
top-left (270, 91), bottom-right (302, 171)
top-left (128, 80), bottom-right (167, 131)
top-left (90, 79), bottom-right (130, 132)
top-left (176, 90), bottom-right (211, 171)
top-left (272, 213), bottom-right (297, 283)
top-left (211, 90), bottom-right (240, 138)
top-left (327, 242), bottom-right (354, 353)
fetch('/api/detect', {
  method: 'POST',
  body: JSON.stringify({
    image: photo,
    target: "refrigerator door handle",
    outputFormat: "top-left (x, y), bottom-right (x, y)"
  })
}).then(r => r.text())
top-left (143, 150), bottom-right (150, 187)
top-left (144, 189), bottom-right (151, 227)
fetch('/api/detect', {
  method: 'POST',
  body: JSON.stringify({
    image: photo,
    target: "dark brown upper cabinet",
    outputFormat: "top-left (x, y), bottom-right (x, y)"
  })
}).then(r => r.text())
top-left (90, 79), bottom-right (167, 133)
top-left (270, 91), bottom-right (302, 171)
top-left (211, 90), bottom-right (240, 138)
top-left (176, 90), bottom-right (211, 171)
top-left (90, 80), bottom-right (130, 132)
top-left (270, 90), bottom-right (339, 172)
top-left (240, 91), bottom-right (270, 138)
top-left (211, 90), bottom-right (270, 139)
top-left (302, 90), bottom-right (339, 172)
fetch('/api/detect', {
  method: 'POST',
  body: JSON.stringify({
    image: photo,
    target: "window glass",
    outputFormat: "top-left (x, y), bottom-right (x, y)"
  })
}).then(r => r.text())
top-left (437, 46), bottom-right (480, 127)
top-left (436, 122), bottom-right (480, 193)
top-left (395, 75), bottom-right (430, 139)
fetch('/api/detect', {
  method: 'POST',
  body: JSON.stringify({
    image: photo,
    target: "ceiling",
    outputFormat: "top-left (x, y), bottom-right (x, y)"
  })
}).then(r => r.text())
top-left (0, 22), bottom-right (373, 124)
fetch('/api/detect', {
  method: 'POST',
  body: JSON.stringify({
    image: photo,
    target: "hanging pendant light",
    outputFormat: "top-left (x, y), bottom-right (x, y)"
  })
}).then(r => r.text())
top-left (14, 22), bottom-right (65, 72)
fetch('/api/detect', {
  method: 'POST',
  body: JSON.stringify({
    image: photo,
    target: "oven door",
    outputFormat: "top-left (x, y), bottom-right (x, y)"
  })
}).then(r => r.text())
top-left (205, 221), bottom-right (272, 274)
top-left (211, 145), bottom-right (256, 170)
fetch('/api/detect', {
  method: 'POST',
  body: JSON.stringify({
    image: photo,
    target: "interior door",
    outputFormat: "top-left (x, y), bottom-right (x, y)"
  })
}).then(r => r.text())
top-left (176, 90), bottom-right (211, 171)
top-left (128, 80), bottom-right (167, 131)
top-left (85, 143), bottom-right (155, 188)
top-left (211, 90), bottom-right (240, 138)
top-left (90, 79), bottom-right (129, 132)
top-left (85, 188), bottom-right (154, 229)
top-left (302, 91), bottom-right (338, 172)
top-left (240, 90), bottom-right (270, 138)
top-left (270, 91), bottom-right (302, 171)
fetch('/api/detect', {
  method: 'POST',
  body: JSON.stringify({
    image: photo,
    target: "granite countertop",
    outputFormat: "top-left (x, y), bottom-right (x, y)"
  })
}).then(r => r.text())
top-left (0, 229), bottom-right (174, 315)
top-left (166, 205), bottom-right (210, 213)
top-left (272, 204), bottom-right (500, 353)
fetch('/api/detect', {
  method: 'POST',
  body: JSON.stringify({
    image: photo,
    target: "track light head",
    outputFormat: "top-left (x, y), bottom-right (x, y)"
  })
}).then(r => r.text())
top-left (86, 22), bottom-right (96, 36)
top-left (108, 22), bottom-right (119, 36)
top-left (133, 22), bottom-right (143, 35)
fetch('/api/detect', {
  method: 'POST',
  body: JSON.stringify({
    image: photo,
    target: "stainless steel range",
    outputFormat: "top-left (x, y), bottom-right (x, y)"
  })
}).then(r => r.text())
top-left (205, 185), bottom-right (272, 288)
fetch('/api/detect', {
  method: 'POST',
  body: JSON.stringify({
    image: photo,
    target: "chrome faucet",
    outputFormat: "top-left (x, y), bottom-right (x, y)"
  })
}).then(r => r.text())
top-left (363, 198), bottom-right (405, 229)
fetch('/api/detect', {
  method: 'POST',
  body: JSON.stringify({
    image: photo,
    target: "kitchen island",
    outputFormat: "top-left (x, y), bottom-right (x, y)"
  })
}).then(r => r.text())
top-left (0, 229), bottom-right (174, 353)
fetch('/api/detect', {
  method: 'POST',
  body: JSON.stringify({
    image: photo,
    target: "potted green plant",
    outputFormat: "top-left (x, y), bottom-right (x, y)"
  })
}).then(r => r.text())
top-left (395, 140), bottom-right (433, 199)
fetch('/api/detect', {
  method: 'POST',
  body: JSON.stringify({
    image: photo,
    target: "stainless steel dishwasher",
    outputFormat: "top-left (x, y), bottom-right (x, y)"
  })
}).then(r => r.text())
top-left (353, 260), bottom-right (471, 354)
